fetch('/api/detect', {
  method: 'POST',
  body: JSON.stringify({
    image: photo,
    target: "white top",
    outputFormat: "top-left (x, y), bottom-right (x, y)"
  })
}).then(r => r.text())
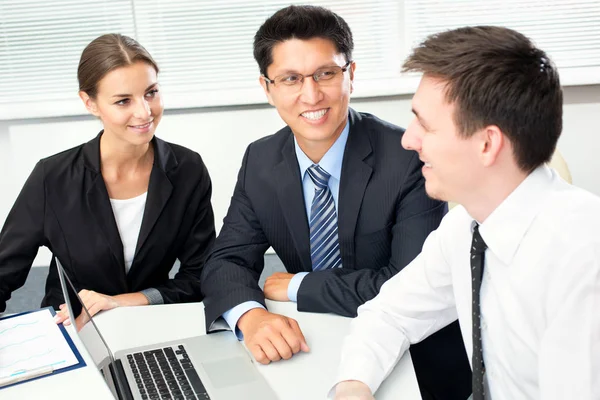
top-left (335, 166), bottom-right (600, 399)
top-left (109, 192), bottom-right (147, 273)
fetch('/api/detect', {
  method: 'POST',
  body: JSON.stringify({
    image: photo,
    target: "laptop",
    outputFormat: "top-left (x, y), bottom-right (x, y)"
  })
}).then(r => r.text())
top-left (56, 258), bottom-right (278, 400)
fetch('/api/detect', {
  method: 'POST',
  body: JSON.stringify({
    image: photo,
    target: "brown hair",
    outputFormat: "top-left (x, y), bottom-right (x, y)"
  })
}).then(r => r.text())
top-left (77, 34), bottom-right (159, 99)
top-left (403, 26), bottom-right (563, 172)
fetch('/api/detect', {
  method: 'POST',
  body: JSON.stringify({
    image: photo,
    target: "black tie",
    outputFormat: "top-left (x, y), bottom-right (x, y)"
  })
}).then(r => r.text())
top-left (471, 224), bottom-right (488, 400)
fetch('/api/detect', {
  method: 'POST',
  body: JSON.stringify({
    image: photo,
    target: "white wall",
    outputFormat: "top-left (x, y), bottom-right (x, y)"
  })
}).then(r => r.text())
top-left (1, 84), bottom-right (599, 267)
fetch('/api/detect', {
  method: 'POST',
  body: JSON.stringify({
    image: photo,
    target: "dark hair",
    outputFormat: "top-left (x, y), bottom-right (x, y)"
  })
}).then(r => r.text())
top-left (78, 34), bottom-right (159, 99)
top-left (403, 26), bottom-right (563, 173)
top-left (253, 5), bottom-right (354, 77)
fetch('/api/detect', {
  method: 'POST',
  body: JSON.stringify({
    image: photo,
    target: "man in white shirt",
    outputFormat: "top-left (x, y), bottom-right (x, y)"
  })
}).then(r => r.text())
top-left (333, 26), bottom-right (600, 400)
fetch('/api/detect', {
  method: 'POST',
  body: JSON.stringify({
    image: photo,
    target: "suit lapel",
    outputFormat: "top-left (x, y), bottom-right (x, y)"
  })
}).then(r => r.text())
top-left (274, 132), bottom-right (312, 272)
top-left (83, 134), bottom-right (127, 284)
top-left (133, 137), bottom-right (175, 261)
top-left (338, 110), bottom-right (373, 268)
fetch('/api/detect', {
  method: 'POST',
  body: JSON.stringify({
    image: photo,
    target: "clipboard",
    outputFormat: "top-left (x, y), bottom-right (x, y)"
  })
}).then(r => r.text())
top-left (0, 306), bottom-right (86, 389)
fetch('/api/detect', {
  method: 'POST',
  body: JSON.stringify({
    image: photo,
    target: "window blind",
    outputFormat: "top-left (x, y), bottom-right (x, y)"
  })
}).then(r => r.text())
top-left (1, 0), bottom-right (598, 120)
top-left (404, 0), bottom-right (600, 85)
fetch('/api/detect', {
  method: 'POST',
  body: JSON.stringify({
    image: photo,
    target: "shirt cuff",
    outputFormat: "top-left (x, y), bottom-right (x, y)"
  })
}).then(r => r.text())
top-left (287, 272), bottom-right (309, 302)
top-left (222, 301), bottom-right (265, 340)
top-left (140, 288), bottom-right (164, 305)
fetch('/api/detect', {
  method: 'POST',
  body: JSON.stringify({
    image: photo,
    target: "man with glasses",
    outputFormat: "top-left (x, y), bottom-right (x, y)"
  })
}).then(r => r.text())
top-left (200, 5), bottom-right (471, 399)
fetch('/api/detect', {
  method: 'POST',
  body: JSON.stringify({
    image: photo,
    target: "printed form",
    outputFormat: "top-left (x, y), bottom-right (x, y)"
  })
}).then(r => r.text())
top-left (0, 308), bottom-right (79, 378)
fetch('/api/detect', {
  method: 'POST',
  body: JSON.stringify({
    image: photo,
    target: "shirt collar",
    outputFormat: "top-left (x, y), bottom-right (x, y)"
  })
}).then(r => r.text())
top-left (476, 165), bottom-right (556, 265)
top-left (294, 118), bottom-right (350, 180)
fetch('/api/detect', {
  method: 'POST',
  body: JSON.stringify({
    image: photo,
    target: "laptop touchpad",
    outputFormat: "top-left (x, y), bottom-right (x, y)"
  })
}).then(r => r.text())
top-left (203, 357), bottom-right (258, 388)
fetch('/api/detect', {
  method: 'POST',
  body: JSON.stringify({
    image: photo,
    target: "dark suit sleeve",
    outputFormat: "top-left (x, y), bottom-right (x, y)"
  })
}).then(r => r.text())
top-left (200, 145), bottom-right (270, 329)
top-left (297, 153), bottom-right (446, 316)
top-left (0, 162), bottom-right (47, 312)
top-left (153, 160), bottom-right (216, 304)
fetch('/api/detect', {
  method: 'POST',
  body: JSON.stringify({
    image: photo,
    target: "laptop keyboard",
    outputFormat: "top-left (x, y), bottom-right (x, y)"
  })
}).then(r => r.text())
top-left (127, 344), bottom-right (210, 400)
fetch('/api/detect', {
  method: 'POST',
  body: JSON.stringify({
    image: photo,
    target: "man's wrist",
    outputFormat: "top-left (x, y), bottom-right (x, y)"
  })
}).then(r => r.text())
top-left (237, 307), bottom-right (268, 333)
top-left (287, 272), bottom-right (309, 302)
top-left (335, 380), bottom-right (373, 399)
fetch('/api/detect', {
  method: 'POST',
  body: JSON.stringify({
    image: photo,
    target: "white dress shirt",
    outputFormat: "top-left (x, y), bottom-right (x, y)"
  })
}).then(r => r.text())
top-left (334, 166), bottom-right (600, 399)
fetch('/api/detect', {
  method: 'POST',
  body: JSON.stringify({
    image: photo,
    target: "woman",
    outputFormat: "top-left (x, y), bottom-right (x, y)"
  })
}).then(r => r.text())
top-left (0, 34), bottom-right (215, 323)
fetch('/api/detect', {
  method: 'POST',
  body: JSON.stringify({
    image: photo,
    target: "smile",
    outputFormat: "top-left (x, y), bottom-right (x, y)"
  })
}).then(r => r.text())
top-left (301, 109), bottom-right (328, 120)
top-left (128, 121), bottom-right (153, 129)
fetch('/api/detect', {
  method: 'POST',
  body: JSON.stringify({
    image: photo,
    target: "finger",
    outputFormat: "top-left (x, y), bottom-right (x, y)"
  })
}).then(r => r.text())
top-left (262, 282), bottom-right (277, 299)
top-left (63, 317), bottom-right (72, 326)
top-left (79, 290), bottom-right (94, 303)
top-left (250, 344), bottom-right (269, 365)
top-left (54, 312), bottom-right (68, 324)
top-left (287, 318), bottom-right (309, 352)
top-left (266, 273), bottom-right (281, 281)
top-left (259, 339), bottom-right (281, 363)
top-left (75, 313), bottom-right (89, 332)
top-left (279, 324), bottom-right (302, 355)
top-left (55, 306), bottom-right (71, 322)
top-left (268, 332), bottom-right (293, 360)
top-left (85, 298), bottom-right (106, 318)
top-left (263, 284), bottom-right (275, 298)
top-left (56, 307), bottom-right (69, 317)
top-left (263, 290), bottom-right (274, 300)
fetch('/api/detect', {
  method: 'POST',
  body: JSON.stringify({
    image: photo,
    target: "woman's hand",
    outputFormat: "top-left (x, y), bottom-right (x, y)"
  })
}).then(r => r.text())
top-left (54, 290), bottom-right (120, 331)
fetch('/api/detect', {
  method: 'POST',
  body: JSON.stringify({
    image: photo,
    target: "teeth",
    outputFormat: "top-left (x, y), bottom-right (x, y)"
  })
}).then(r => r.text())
top-left (424, 163), bottom-right (432, 167)
top-left (131, 122), bottom-right (151, 129)
top-left (302, 109), bottom-right (327, 120)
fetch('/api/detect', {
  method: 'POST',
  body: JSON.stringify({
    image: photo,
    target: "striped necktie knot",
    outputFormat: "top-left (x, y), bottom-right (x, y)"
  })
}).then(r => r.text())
top-left (307, 164), bottom-right (330, 190)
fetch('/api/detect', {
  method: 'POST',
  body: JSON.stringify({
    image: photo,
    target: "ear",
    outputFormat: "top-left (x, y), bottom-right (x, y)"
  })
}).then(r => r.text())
top-left (479, 125), bottom-right (504, 167)
top-left (349, 62), bottom-right (356, 94)
top-left (259, 76), bottom-right (275, 107)
top-left (78, 91), bottom-right (100, 117)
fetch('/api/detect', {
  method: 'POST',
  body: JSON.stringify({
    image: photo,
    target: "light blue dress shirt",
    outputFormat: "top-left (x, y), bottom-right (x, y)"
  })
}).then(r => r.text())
top-left (222, 120), bottom-right (350, 338)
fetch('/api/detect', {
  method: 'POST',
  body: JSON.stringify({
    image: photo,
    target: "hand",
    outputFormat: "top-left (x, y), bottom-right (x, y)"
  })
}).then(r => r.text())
top-left (238, 308), bottom-right (310, 365)
top-left (55, 290), bottom-right (120, 331)
top-left (335, 380), bottom-right (374, 400)
top-left (263, 272), bottom-right (295, 301)
top-left (54, 304), bottom-right (88, 332)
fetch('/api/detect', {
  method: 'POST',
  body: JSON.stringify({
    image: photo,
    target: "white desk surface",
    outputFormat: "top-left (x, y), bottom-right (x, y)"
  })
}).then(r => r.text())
top-left (3, 301), bottom-right (420, 400)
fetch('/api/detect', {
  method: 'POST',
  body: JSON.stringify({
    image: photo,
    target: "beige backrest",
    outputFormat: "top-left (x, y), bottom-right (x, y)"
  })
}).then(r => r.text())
top-left (448, 149), bottom-right (571, 210)
top-left (547, 148), bottom-right (572, 184)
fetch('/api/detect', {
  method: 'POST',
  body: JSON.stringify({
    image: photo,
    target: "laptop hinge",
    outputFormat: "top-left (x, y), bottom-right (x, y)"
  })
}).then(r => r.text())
top-left (109, 359), bottom-right (134, 400)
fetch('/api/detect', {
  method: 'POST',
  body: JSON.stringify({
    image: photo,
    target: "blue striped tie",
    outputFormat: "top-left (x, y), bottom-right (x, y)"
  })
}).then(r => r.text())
top-left (307, 164), bottom-right (342, 271)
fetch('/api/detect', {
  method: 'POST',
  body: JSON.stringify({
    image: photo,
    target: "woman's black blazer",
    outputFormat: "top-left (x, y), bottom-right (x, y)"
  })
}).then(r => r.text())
top-left (0, 132), bottom-right (215, 311)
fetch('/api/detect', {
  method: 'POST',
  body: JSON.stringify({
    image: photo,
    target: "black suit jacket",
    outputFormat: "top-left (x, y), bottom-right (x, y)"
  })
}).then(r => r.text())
top-left (201, 109), bottom-right (471, 399)
top-left (0, 132), bottom-right (215, 312)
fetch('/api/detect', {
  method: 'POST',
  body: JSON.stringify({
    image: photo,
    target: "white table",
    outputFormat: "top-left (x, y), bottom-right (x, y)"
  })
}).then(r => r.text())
top-left (3, 301), bottom-right (420, 399)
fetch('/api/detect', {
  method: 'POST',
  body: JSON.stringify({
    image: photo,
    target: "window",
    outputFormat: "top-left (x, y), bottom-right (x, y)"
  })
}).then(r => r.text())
top-left (1, 0), bottom-right (599, 120)
top-left (404, 0), bottom-right (600, 86)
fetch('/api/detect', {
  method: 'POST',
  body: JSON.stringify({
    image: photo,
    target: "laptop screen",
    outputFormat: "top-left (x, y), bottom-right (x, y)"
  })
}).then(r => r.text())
top-left (55, 258), bottom-right (114, 371)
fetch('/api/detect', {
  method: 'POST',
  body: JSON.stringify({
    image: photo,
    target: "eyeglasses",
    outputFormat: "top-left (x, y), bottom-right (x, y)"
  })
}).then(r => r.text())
top-left (263, 60), bottom-right (353, 89)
